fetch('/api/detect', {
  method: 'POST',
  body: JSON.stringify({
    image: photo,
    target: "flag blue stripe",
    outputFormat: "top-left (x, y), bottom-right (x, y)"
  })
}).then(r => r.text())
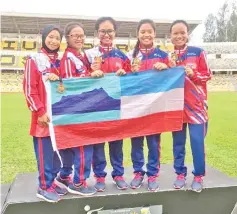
top-left (52, 110), bottom-right (120, 125)
top-left (120, 67), bottom-right (185, 96)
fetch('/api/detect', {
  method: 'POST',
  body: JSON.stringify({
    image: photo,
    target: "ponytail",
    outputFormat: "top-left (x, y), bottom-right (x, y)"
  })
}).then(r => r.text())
top-left (132, 40), bottom-right (140, 58)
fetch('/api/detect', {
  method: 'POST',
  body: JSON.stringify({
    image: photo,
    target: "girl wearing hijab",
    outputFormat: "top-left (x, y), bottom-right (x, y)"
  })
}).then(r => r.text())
top-left (55, 22), bottom-right (96, 196)
top-left (23, 25), bottom-right (67, 203)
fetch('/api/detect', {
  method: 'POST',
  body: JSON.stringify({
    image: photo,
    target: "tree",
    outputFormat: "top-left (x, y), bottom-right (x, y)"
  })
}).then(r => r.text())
top-left (203, 0), bottom-right (237, 42)
top-left (227, 2), bottom-right (237, 41)
top-left (203, 13), bottom-right (217, 42)
top-left (216, 1), bottom-right (229, 42)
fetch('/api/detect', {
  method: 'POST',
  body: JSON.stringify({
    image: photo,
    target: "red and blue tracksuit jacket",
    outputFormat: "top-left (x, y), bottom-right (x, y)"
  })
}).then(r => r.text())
top-left (172, 45), bottom-right (211, 177)
top-left (126, 47), bottom-right (169, 177)
top-left (84, 45), bottom-right (131, 178)
top-left (127, 47), bottom-right (169, 71)
top-left (23, 48), bottom-right (61, 189)
top-left (58, 47), bottom-right (93, 184)
top-left (60, 47), bottom-right (90, 78)
top-left (174, 45), bottom-right (212, 124)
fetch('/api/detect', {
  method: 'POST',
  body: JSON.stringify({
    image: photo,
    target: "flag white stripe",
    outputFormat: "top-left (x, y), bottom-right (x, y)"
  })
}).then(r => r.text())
top-left (121, 88), bottom-right (184, 119)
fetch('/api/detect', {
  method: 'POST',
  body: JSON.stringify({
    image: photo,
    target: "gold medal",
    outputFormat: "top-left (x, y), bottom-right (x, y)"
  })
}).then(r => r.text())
top-left (94, 56), bottom-right (102, 64)
top-left (57, 82), bottom-right (65, 93)
top-left (132, 57), bottom-right (141, 73)
top-left (171, 52), bottom-right (178, 62)
top-left (132, 57), bottom-right (141, 66)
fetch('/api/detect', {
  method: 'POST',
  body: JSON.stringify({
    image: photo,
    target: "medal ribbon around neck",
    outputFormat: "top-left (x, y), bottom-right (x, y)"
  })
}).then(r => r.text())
top-left (41, 49), bottom-right (65, 93)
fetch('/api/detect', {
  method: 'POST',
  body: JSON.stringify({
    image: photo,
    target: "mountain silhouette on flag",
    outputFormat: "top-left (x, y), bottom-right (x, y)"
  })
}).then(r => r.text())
top-left (52, 88), bottom-right (120, 115)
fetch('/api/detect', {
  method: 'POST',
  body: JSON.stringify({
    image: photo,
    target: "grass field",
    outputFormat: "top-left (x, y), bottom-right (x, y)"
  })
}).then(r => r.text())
top-left (1, 92), bottom-right (237, 184)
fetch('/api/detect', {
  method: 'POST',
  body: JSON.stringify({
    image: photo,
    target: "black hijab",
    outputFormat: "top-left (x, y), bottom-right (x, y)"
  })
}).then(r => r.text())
top-left (42, 25), bottom-right (63, 53)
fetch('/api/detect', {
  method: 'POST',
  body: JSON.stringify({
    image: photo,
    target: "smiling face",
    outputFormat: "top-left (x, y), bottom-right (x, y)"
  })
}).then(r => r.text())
top-left (44, 30), bottom-right (61, 51)
top-left (97, 20), bottom-right (116, 46)
top-left (138, 23), bottom-right (155, 48)
top-left (170, 23), bottom-right (189, 48)
top-left (67, 26), bottom-right (85, 51)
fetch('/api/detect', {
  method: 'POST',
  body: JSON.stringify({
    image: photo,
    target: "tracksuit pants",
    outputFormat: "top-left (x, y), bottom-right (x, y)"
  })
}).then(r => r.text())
top-left (172, 123), bottom-right (208, 177)
top-left (59, 145), bottom-right (93, 184)
top-left (93, 140), bottom-right (124, 178)
top-left (131, 134), bottom-right (161, 177)
top-left (33, 136), bottom-right (61, 189)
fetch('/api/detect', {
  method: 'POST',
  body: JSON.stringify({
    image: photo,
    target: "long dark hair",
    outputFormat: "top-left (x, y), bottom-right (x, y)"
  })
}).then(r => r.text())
top-left (132, 19), bottom-right (156, 58)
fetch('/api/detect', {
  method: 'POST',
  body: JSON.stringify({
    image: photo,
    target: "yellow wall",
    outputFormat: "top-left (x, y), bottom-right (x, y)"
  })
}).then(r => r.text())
top-left (1, 40), bottom-right (18, 50)
top-left (1, 39), bottom-right (173, 69)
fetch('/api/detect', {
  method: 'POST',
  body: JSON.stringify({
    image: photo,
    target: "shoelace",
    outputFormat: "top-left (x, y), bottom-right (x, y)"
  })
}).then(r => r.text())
top-left (114, 176), bottom-right (125, 181)
top-left (148, 176), bottom-right (156, 182)
top-left (60, 175), bottom-right (73, 184)
top-left (46, 185), bottom-right (57, 193)
top-left (81, 180), bottom-right (88, 188)
top-left (177, 174), bottom-right (186, 180)
top-left (134, 173), bottom-right (143, 180)
top-left (67, 176), bottom-right (73, 184)
top-left (46, 181), bottom-right (63, 193)
top-left (194, 176), bottom-right (203, 183)
top-left (74, 180), bottom-right (88, 188)
top-left (96, 177), bottom-right (105, 183)
top-left (51, 182), bottom-right (57, 189)
top-left (52, 181), bottom-right (65, 190)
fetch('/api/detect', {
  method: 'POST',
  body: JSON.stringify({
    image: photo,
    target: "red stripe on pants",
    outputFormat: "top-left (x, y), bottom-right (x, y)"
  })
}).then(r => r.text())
top-left (38, 138), bottom-right (46, 189)
top-left (79, 147), bottom-right (85, 183)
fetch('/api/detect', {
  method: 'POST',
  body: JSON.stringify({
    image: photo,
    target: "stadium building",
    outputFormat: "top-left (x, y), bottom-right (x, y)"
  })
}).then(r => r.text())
top-left (1, 12), bottom-right (237, 92)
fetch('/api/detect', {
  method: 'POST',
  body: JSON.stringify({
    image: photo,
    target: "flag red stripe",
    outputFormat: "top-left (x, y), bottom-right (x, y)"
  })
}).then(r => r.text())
top-left (55, 110), bottom-right (183, 150)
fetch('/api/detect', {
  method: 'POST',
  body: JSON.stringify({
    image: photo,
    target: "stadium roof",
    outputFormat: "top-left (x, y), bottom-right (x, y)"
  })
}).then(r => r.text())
top-left (1, 12), bottom-right (201, 38)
